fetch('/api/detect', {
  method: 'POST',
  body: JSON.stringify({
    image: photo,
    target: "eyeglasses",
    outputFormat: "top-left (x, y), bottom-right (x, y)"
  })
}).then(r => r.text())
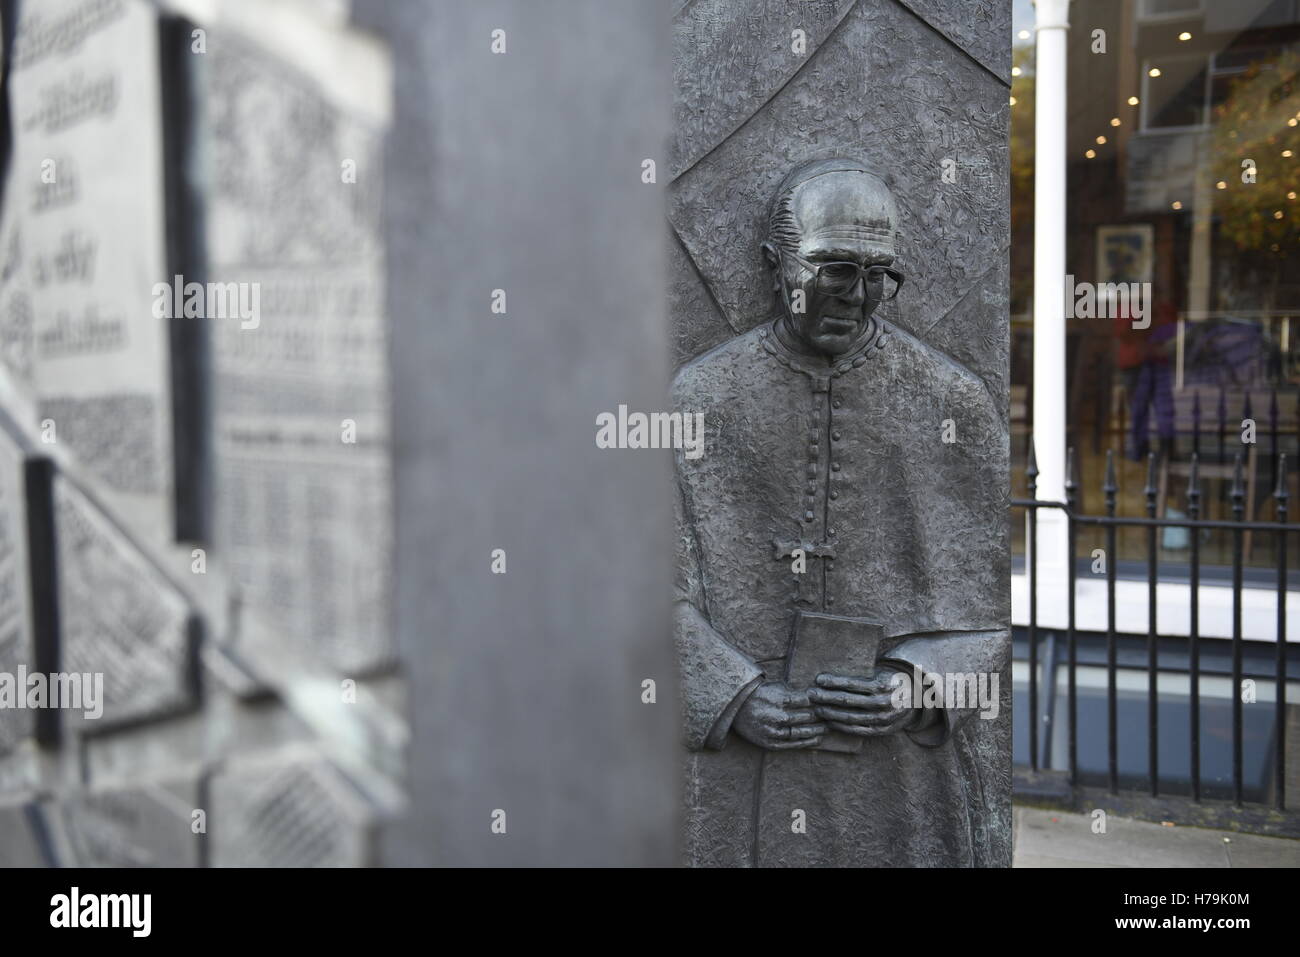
top-left (779, 249), bottom-right (905, 301)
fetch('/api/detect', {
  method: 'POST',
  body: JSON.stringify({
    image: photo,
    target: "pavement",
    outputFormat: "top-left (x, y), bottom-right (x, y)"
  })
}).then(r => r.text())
top-left (1013, 805), bottom-right (1300, 867)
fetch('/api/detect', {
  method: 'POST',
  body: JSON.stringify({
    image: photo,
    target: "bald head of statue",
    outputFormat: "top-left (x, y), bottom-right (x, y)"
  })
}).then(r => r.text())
top-left (762, 158), bottom-right (903, 358)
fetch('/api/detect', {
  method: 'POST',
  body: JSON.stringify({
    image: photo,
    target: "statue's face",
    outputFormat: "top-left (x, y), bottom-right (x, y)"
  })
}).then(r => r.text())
top-left (766, 171), bottom-right (900, 357)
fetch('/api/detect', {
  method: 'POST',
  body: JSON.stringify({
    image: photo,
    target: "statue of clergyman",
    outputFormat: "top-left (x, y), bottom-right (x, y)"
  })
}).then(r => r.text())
top-left (673, 158), bottom-right (1009, 866)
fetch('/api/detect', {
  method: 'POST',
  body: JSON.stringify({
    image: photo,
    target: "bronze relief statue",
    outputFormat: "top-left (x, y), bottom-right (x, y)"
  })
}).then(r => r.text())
top-left (673, 158), bottom-right (1010, 867)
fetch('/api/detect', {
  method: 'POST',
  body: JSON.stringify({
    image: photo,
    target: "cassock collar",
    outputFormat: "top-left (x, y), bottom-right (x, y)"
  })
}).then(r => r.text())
top-left (760, 317), bottom-right (888, 381)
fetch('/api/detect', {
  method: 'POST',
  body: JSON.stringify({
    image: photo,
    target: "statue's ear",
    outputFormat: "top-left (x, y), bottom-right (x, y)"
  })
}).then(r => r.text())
top-left (761, 242), bottom-right (781, 292)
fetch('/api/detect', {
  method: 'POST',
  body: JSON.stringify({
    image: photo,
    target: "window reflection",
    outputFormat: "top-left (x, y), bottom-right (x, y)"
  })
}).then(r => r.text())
top-left (1011, 0), bottom-right (1300, 575)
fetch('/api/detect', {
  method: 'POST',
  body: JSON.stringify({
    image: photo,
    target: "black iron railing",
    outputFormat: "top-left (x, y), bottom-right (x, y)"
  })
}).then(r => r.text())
top-left (1012, 438), bottom-right (1294, 810)
top-left (1190, 386), bottom-right (1284, 473)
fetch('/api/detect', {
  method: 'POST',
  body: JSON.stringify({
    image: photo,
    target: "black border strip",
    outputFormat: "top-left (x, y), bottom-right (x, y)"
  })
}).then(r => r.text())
top-left (23, 454), bottom-right (59, 748)
top-left (160, 14), bottom-right (210, 545)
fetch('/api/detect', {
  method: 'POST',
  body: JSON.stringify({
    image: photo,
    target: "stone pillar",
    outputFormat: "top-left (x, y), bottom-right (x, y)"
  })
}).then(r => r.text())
top-left (366, 0), bottom-right (680, 866)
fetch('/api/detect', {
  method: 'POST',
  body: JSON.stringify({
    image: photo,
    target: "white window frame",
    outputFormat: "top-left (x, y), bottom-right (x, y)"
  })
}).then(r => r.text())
top-left (1137, 0), bottom-right (1205, 23)
top-left (1139, 51), bottom-right (1212, 133)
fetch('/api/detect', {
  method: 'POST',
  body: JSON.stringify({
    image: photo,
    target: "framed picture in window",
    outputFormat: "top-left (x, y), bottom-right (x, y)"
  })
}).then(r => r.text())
top-left (1097, 224), bottom-right (1155, 286)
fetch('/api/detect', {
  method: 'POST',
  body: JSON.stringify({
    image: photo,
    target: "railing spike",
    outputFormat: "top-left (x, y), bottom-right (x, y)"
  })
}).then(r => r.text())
top-left (1219, 387), bottom-right (1228, 464)
top-left (1026, 434), bottom-right (1038, 480)
top-left (1192, 391), bottom-right (1202, 456)
top-left (1277, 452), bottom-right (1289, 503)
top-left (1065, 446), bottom-right (1077, 506)
top-left (1104, 449), bottom-right (1117, 514)
top-left (1231, 453), bottom-right (1245, 511)
top-left (1187, 452), bottom-right (1201, 514)
top-left (1144, 451), bottom-right (1158, 519)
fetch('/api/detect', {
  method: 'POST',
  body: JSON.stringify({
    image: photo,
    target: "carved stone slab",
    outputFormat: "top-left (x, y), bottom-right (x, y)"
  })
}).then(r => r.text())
top-left (0, 419), bottom-right (34, 756)
top-left (209, 753), bottom-right (375, 867)
top-left (202, 32), bottom-right (393, 677)
top-left (47, 778), bottom-right (201, 867)
top-left (894, 0), bottom-right (1011, 81)
top-left (671, 0), bottom-right (858, 177)
top-left (0, 798), bottom-right (51, 866)
top-left (53, 474), bottom-right (197, 731)
top-left (3, 0), bottom-right (175, 543)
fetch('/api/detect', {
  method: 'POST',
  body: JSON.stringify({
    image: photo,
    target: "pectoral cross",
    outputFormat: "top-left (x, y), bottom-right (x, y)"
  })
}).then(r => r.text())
top-left (773, 539), bottom-right (836, 568)
top-left (772, 539), bottom-right (836, 562)
top-left (773, 539), bottom-right (836, 606)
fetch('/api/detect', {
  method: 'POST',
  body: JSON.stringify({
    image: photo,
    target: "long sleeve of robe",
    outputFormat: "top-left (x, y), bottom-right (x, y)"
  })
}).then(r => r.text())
top-left (674, 472), bottom-right (764, 751)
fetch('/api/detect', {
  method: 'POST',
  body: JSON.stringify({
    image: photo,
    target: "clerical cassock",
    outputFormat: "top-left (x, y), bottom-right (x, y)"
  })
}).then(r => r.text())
top-left (672, 312), bottom-right (1010, 867)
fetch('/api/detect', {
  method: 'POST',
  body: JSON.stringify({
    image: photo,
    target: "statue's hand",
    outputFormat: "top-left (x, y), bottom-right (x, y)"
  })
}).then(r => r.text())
top-left (732, 681), bottom-right (827, 750)
top-left (808, 668), bottom-right (922, 737)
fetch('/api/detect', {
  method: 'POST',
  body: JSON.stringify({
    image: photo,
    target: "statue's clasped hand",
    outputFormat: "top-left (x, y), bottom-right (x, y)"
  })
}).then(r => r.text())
top-left (807, 666), bottom-right (924, 737)
top-left (732, 681), bottom-right (828, 750)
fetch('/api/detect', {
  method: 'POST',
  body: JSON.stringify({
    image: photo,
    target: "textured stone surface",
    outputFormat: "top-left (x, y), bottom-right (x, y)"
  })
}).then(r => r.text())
top-left (670, 226), bottom-right (736, 370)
top-left (203, 29), bottom-right (394, 678)
top-left (0, 417), bottom-right (35, 756)
top-left (672, 0), bottom-right (858, 177)
top-left (894, 0), bottom-right (1011, 81)
top-left (49, 778), bottom-right (201, 867)
top-left (53, 475), bottom-right (198, 731)
top-left (0, 798), bottom-right (52, 866)
top-left (210, 753), bottom-right (374, 867)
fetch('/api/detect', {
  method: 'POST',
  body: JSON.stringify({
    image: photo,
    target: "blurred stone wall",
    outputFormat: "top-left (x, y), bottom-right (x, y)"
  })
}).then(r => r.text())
top-left (0, 0), bottom-right (404, 867)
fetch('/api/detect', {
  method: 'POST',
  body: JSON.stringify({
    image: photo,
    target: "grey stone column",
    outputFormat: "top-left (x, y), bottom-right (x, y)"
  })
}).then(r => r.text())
top-left (364, 1), bottom-right (680, 866)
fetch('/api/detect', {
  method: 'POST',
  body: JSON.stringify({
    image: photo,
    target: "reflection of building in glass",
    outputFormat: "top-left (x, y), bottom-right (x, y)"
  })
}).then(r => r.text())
top-left (1011, 0), bottom-right (1300, 820)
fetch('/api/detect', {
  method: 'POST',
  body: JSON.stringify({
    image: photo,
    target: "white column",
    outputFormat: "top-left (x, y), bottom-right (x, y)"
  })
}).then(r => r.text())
top-left (1033, 0), bottom-right (1071, 579)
